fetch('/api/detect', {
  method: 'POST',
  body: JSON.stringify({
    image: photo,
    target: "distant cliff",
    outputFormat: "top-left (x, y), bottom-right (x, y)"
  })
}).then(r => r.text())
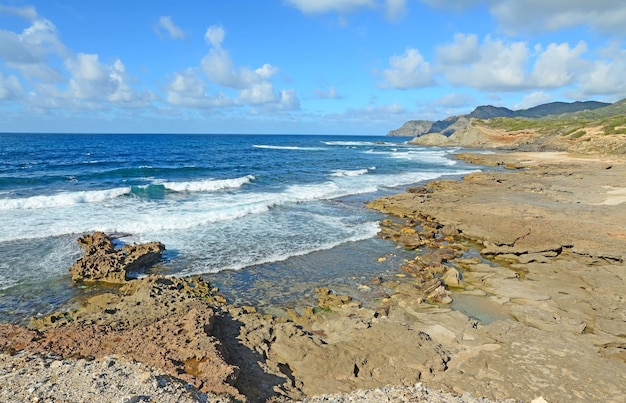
top-left (387, 120), bottom-right (433, 137)
top-left (407, 98), bottom-right (626, 155)
top-left (387, 100), bottom-right (611, 137)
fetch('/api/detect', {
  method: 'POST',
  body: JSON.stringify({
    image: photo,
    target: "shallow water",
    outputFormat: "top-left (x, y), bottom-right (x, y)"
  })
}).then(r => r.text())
top-left (0, 133), bottom-right (481, 323)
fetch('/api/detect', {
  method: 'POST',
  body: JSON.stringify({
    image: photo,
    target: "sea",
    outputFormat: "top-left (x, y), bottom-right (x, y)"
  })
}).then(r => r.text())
top-left (0, 133), bottom-right (480, 323)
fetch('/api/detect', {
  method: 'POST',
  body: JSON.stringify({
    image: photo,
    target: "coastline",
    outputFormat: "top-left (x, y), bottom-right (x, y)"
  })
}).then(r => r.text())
top-left (2, 150), bottom-right (626, 402)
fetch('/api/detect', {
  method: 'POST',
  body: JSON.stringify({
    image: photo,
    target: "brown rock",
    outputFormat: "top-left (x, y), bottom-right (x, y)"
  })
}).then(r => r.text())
top-left (68, 232), bottom-right (165, 283)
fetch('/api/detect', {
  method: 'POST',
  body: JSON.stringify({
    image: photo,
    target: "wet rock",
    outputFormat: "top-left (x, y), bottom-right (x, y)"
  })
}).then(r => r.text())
top-left (441, 268), bottom-right (462, 288)
top-left (315, 287), bottom-right (359, 309)
top-left (69, 232), bottom-right (165, 283)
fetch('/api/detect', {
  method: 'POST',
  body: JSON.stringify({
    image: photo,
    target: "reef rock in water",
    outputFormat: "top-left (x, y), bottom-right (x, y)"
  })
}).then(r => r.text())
top-left (68, 232), bottom-right (165, 283)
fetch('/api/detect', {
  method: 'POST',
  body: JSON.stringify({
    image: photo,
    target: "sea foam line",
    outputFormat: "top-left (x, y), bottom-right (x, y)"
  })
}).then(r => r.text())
top-left (0, 187), bottom-right (132, 210)
top-left (0, 175), bottom-right (255, 210)
top-left (330, 168), bottom-right (370, 177)
top-left (253, 145), bottom-right (327, 151)
top-left (162, 175), bottom-right (255, 192)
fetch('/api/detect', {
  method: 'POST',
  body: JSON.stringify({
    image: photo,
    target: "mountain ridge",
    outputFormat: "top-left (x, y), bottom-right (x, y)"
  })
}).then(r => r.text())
top-left (388, 100), bottom-right (611, 137)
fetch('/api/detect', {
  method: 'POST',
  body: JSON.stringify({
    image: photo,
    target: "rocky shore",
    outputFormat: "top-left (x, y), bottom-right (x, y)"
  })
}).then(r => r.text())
top-left (2, 152), bottom-right (626, 402)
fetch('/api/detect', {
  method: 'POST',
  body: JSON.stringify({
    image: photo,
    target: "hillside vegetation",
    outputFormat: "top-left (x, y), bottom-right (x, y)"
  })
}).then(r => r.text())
top-left (408, 99), bottom-right (626, 156)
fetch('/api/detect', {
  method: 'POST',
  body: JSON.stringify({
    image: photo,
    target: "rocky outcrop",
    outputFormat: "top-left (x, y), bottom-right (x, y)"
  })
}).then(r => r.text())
top-left (390, 99), bottom-right (612, 140)
top-left (68, 232), bottom-right (165, 283)
top-left (387, 120), bottom-right (433, 137)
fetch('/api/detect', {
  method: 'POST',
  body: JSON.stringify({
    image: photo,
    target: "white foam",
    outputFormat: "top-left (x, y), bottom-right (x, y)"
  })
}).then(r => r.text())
top-left (367, 148), bottom-right (457, 166)
top-left (162, 175), bottom-right (254, 192)
top-left (330, 168), bottom-right (369, 177)
top-left (0, 166), bottom-right (478, 243)
top-left (253, 145), bottom-right (326, 151)
top-left (175, 219), bottom-right (381, 275)
top-left (0, 187), bottom-right (132, 210)
top-left (323, 141), bottom-right (400, 147)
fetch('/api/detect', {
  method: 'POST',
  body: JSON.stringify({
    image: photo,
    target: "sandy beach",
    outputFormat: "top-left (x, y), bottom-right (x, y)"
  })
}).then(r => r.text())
top-left (1, 150), bottom-right (625, 402)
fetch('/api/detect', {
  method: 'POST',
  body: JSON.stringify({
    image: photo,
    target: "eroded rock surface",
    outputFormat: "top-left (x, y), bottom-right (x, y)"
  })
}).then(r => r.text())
top-left (367, 152), bottom-right (626, 402)
top-left (68, 232), bottom-right (165, 283)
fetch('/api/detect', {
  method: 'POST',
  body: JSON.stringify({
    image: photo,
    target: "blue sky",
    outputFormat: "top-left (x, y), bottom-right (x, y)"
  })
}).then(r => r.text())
top-left (1, 1), bottom-right (625, 135)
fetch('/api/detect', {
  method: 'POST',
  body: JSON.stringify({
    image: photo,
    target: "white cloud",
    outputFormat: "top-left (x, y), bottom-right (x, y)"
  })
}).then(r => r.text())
top-left (380, 48), bottom-right (434, 89)
top-left (285, 0), bottom-right (376, 14)
top-left (64, 53), bottom-right (151, 106)
top-left (239, 81), bottom-right (278, 104)
top-left (156, 16), bottom-right (185, 40)
top-left (513, 91), bottom-right (553, 110)
top-left (0, 7), bottom-right (155, 110)
top-left (165, 69), bottom-right (233, 109)
top-left (434, 33), bottom-right (626, 99)
top-left (0, 4), bottom-right (38, 20)
top-left (529, 41), bottom-right (587, 88)
top-left (490, 0), bottom-right (626, 35)
top-left (0, 18), bottom-right (66, 82)
top-left (439, 35), bottom-right (529, 91)
top-left (167, 25), bottom-right (299, 111)
top-left (385, 0), bottom-right (407, 20)
top-left (279, 89), bottom-right (301, 110)
top-left (204, 25), bottom-right (225, 47)
top-left (0, 72), bottom-right (24, 100)
top-left (575, 45), bottom-right (626, 97)
top-left (436, 33), bottom-right (479, 65)
top-left (201, 26), bottom-right (280, 90)
top-left (286, 0), bottom-right (407, 22)
top-left (419, 0), bottom-right (626, 35)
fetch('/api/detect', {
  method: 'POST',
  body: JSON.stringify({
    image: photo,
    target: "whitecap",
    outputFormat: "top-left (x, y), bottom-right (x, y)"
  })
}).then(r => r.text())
top-left (252, 145), bottom-right (326, 151)
top-left (162, 175), bottom-right (254, 193)
top-left (0, 187), bottom-right (132, 210)
top-left (330, 168), bottom-right (369, 177)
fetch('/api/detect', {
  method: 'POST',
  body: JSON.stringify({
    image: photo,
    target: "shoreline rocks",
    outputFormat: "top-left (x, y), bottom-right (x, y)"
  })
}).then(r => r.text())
top-left (68, 231), bottom-right (165, 283)
top-left (3, 150), bottom-right (626, 402)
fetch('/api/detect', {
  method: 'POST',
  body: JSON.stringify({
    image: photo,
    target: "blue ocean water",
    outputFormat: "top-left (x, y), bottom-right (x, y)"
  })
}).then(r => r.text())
top-left (0, 133), bottom-right (478, 321)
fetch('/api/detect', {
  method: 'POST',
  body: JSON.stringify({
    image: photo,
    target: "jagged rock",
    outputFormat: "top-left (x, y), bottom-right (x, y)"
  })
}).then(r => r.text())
top-left (68, 232), bottom-right (165, 283)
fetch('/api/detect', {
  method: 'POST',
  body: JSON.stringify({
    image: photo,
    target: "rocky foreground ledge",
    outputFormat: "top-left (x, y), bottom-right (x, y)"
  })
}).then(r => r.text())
top-left (2, 152), bottom-right (626, 402)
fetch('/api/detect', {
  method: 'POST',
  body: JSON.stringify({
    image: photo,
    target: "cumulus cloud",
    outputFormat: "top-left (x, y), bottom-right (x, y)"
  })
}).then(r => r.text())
top-left (0, 4), bottom-right (38, 20)
top-left (204, 25), bottom-right (225, 47)
top-left (63, 53), bottom-right (152, 106)
top-left (438, 35), bottom-right (529, 91)
top-left (490, 0), bottom-right (626, 35)
top-left (432, 33), bottom-right (626, 98)
top-left (575, 45), bottom-right (626, 97)
top-left (0, 18), bottom-right (66, 82)
top-left (201, 26), bottom-right (280, 90)
top-left (286, 0), bottom-right (407, 21)
top-left (156, 16), bottom-right (186, 40)
top-left (0, 72), bottom-right (24, 100)
top-left (285, 0), bottom-right (375, 14)
top-left (419, 0), bottom-right (626, 35)
top-left (436, 33), bottom-right (479, 65)
top-left (385, 0), bottom-right (407, 20)
top-left (380, 48), bottom-right (434, 89)
top-left (529, 41), bottom-right (587, 88)
top-left (166, 25), bottom-right (299, 112)
top-left (0, 7), bottom-right (154, 111)
top-left (165, 69), bottom-right (233, 109)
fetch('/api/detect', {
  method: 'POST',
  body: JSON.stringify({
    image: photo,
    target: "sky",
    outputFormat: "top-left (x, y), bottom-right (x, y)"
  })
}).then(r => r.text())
top-left (0, 1), bottom-right (625, 135)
